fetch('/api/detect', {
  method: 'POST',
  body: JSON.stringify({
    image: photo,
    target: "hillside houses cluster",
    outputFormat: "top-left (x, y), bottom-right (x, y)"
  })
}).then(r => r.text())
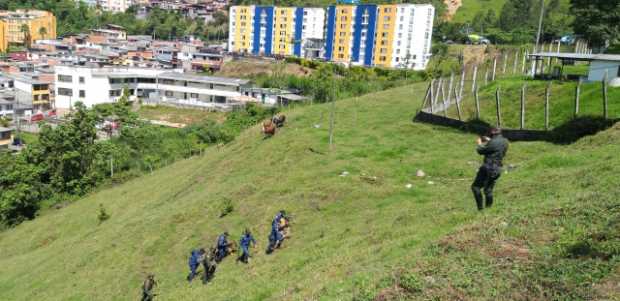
top-left (0, 16), bottom-right (306, 132)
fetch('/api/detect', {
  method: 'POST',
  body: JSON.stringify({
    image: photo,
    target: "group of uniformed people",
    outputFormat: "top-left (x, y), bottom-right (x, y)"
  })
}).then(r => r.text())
top-left (141, 124), bottom-right (509, 300)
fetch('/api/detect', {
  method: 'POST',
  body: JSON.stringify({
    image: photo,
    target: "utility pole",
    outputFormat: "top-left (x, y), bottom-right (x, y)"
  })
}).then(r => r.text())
top-left (532, 0), bottom-right (545, 77)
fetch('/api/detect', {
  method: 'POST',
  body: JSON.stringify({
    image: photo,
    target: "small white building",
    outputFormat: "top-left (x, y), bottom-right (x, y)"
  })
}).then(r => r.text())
top-left (54, 65), bottom-right (250, 112)
top-left (530, 52), bottom-right (620, 86)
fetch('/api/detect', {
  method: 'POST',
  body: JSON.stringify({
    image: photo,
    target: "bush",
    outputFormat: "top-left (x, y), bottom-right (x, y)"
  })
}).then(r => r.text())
top-left (97, 204), bottom-right (110, 224)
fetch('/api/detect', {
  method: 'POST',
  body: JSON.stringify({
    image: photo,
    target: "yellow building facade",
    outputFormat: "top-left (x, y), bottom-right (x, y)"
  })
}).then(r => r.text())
top-left (0, 9), bottom-right (56, 52)
top-left (373, 4), bottom-right (396, 67)
top-left (273, 7), bottom-right (295, 56)
top-left (233, 6), bottom-right (254, 53)
top-left (332, 5), bottom-right (354, 63)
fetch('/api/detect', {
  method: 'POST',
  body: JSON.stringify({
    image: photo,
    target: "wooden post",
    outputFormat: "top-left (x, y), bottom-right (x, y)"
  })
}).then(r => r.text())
top-left (420, 80), bottom-right (432, 112)
top-left (513, 50), bottom-right (519, 74)
top-left (474, 84), bottom-right (481, 120)
top-left (440, 81), bottom-right (447, 117)
top-left (603, 70), bottom-right (609, 119)
top-left (447, 72), bottom-right (454, 109)
top-left (574, 78), bottom-right (581, 117)
top-left (429, 79), bottom-right (435, 114)
top-left (545, 83), bottom-right (551, 131)
top-left (495, 87), bottom-right (502, 127)
top-left (329, 80), bottom-right (336, 150)
top-left (484, 66), bottom-right (489, 86)
top-left (502, 52), bottom-right (508, 74)
top-left (453, 86), bottom-right (462, 121)
top-left (520, 84), bottom-right (526, 130)
top-left (471, 65), bottom-right (478, 93)
top-left (433, 77), bottom-right (443, 110)
top-left (458, 68), bottom-right (466, 100)
top-left (522, 50), bottom-right (528, 75)
top-left (110, 157), bottom-right (114, 178)
top-left (492, 57), bottom-right (497, 81)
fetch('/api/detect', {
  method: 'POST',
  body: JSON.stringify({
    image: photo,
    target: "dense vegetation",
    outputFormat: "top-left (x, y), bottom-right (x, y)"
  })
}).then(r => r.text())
top-left (0, 0), bottom-right (226, 40)
top-left (242, 57), bottom-right (428, 102)
top-left (0, 96), bottom-right (276, 227)
top-left (437, 0), bottom-right (573, 44)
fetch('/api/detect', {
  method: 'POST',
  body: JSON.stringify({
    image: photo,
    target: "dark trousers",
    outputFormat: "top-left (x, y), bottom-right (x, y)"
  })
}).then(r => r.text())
top-left (238, 246), bottom-right (250, 263)
top-left (471, 164), bottom-right (501, 210)
top-left (141, 291), bottom-right (153, 301)
top-left (187, 263), bottom-right (198, 282)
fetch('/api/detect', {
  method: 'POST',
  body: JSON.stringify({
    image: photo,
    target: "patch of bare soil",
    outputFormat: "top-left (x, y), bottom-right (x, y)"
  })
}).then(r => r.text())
top-left (444, 0), bottom-right (463, 20)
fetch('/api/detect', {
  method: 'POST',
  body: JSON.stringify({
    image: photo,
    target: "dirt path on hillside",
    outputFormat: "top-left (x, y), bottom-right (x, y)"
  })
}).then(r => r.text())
top-left (444, 0), bottom-right (463, 20)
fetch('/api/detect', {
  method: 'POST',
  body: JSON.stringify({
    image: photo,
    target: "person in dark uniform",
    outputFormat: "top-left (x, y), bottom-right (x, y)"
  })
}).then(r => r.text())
top-left (141, 274), bottom-right (157, 301)
top-left (471, 127), bottom-right (509, 210)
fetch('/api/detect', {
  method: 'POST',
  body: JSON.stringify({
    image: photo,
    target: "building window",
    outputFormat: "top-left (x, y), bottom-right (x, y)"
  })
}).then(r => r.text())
top-left (57, 74), bottom-right (72, 83)
top-left (79, 90), bottom-right (85, 98)
top-left (58, 88), bottom-right (73, 96)
top-left (190, 93), bottom-right (199, 98)
top-left (109, 90), bottom-right (121, 97)
top-left (165, 91), bottom-right (173, 97)
top-left (79, 76), bottom-right (85, 84)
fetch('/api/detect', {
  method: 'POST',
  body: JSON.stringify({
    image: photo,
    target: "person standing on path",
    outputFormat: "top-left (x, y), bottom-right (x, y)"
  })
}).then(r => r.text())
top-left (471, 127), bottom-right (509, 211)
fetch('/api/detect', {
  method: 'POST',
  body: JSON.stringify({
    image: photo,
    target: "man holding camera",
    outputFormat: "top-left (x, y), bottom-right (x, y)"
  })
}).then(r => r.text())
top-left (471, 127), bottom-right (509, 211)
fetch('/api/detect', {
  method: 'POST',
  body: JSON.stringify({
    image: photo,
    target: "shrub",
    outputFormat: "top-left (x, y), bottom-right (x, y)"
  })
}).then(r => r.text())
top-left (97, 204), bottom-right (110, 224)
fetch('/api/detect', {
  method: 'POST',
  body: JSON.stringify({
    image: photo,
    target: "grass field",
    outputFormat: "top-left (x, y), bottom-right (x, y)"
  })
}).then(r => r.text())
top-left (137, 105), bottom-right (227, 125)
top-left (452, 0), bottom-right (507, 23)
top-left (437, 76), bottom-right (620, 130)
top-left (0, 83), bottom-right (618, 300)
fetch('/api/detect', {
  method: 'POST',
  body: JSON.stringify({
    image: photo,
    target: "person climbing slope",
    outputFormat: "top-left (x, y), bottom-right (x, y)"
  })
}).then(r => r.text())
top-left (267, 210), bottom-right (288, 254)
top-left (201, 248), bottom-right (217, 284)
top-left (141, 274), bottom-right (157, 301)
top-left (215, 232), bottom-right (230, 262)
top-left (471, 127), bottom-right (509, 211)
top-left (237, 229), bottom-right (256, 264)
top-left (187, 248), bottom-right (206, 282)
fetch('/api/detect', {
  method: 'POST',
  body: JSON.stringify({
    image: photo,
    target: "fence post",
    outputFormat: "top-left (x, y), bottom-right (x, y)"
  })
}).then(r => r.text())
top-left (471, 65), bottom-right (478, 93)
top-left (574, 78), bottom-right (581, 117)
top-left (433, 77), bottom-right (443, 111)
top-left (458, 68), bottom-right (466, 100)
top-left (440, 80), bottom-right (447, 117)
top-left (545, 83), bottom-right (551, 131)
top-left (429, 79), bottom-right (435, 114)
top-left (110, 157), bottom-right (114, 178)
top-left (447, 72), bottom-right (454, 110)
top-left (513, 50), bottom-right (519, 74)
top-left (522, 50), bottom-right (528, 75)
top-left (420, 80), bottom-right (432, 112)
top-left (502, 52), bottom-right (508, 74)
top-left (474, 84), bottom-right (481, 120)
top-left (492, 57), bottom-right (497, 81)
top-left (453, 86), bottom-right (462, 121)
top-left (484, 66), bottom-right (489, 86)
top-left (520, 84), bottom-right (526, 130)
top-left (495, 87), bottom-right (502, 127)
top-left (603, 70), bottom-right (609, 119)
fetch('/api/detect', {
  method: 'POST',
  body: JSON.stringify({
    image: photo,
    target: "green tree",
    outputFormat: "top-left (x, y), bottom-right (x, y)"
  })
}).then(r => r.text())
top-left (20, 24), bottom-right (31, 48)
top-left (498, 0), bottom-right (535, 32)
top-left (571, 0), bottom-right (620, 48)
top-left (0, 154), bottom-right (45, 226)
top-left (38, 26), bottom-right (47, 40)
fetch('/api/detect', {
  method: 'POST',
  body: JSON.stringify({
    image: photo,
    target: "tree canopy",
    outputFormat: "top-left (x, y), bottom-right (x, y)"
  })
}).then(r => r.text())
top-left (570, 0), bottom-right (620, 48)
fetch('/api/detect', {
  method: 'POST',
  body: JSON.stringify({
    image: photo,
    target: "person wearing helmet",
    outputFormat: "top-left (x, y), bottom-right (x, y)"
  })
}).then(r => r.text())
top-left (237, 229), bottom-right (256, 263)
top-left (471, 127), bottom-right (509, 210)
top-left (215, 232), bottom-right (230, 262)
top-left (187, 248), bottom-right (206, 282)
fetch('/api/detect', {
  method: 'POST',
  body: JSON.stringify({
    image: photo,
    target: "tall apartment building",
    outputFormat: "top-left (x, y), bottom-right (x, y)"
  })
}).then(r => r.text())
top-left (97, 0), bottom-right (134, 12)
top-left (0, 10), bottom-right (57, 52)
top-left (228, 4), bottom-right (434, 70)
top-left (228, 6), bottom-right (325, 58)
top-left (325, 4), bottom-right (434, 69)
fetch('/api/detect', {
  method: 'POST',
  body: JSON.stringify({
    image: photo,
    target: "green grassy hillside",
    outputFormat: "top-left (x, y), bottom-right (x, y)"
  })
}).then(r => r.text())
top-left (452, 0), bottom-right (506, 23)
top-left (0, 83), bottom-right (618, 300)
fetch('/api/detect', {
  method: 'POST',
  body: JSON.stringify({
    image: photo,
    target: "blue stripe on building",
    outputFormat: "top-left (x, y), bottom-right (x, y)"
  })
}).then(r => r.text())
top-left (363, 5), bottom-right (377, 66)
top-left (324, 5), bottom-right (336, 61)
top-left (252, 7), bottom-right (261, 54)
top-left (252, 6), bottom-right (274, 55)
top-left (294, 8), bottom-right (304, 57)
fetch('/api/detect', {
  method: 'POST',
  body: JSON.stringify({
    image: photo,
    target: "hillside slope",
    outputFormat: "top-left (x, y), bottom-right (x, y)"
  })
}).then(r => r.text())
top-left (0, 84), bottom-right (618, 300)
